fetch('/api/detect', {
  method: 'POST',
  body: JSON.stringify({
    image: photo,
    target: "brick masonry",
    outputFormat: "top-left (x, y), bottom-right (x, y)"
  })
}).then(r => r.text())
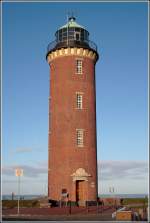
top-left (48, 53), bottom-right (98, 203)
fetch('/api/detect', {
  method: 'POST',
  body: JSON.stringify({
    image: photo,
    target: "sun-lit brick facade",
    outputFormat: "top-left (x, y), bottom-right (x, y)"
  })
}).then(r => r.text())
top-left (46, 17), bottom-right (99, 206)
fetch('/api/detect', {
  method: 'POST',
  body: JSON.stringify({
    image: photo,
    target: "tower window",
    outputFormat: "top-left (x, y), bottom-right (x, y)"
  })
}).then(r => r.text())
top-left (76, 93), bottom-right (83, 109)
top-left (76, 129), bottom-right (84, 147)
top-left (76, 60), bottom-right (82, 74)
top-left (75, 31), bottom-right (80, 41)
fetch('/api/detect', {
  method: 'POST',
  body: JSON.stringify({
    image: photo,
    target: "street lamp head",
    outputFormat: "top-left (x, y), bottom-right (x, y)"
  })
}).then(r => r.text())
top-left (15, 168), bottom-right (23, 177)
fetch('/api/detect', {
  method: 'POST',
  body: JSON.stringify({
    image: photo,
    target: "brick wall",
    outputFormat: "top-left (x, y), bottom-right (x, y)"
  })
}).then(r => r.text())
top-left (48, 54), bottom-right (98, 202)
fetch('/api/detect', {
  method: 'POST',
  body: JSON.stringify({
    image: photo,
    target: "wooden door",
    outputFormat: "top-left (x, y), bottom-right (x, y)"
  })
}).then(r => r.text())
top-left (76, 180), bottom-right (85, 204)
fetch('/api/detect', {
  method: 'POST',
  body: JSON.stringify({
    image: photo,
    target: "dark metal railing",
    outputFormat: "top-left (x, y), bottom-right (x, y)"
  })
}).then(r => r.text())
top-left (47, 39), bottom-right (97, 54)
top-left (47, 40), bottom-right (57, 53)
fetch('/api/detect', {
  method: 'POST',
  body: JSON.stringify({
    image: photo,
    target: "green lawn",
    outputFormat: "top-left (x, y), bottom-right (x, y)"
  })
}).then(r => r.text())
top-left (122, 197), bottom-right (148, 205)
top-left (2, 200), bottom-right (40, 208)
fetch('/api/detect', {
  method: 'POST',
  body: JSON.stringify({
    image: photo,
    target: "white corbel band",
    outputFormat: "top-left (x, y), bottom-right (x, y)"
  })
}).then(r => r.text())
top-left (47, 47), bottom-right (97, 64)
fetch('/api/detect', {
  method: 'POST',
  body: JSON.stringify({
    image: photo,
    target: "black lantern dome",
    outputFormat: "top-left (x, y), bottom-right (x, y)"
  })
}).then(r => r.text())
top-left (46, 17), bottom-right (98, 59)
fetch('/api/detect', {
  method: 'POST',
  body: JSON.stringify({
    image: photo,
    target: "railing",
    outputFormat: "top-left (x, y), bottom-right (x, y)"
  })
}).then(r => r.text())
top-left (47, 39), bottom-right (97, 54)
top-left (87, 40), bottom-right (97, 52)
top-left (47, 40), bottom-right (57, 53)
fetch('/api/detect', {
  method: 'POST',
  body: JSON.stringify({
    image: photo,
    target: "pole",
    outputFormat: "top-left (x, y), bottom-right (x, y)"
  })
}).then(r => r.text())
top-left (86, 200), bottom-right (89, 213)
top-left (15, 168), bottom-right (23, 215)
top-left (97, 200), bottom-right (99, 214)
top-left (86, 182), bottom-right (89, 213)
top-left (113, 187), bottom-right (116, 209)
top-left (67, 13), bottom-right (69, 46)
top-left (69, 200), bottom-right (71, 214)
top-left (17, 175), bottom-right (20, 215)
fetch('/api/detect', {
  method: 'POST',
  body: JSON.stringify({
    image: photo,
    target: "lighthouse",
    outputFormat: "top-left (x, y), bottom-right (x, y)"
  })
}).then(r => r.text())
top-left (46, 16), bottom-right (99, 206)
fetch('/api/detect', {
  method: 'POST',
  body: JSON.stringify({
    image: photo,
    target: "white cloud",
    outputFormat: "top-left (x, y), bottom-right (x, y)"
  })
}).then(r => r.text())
top-left (13, 148), bottom-right (33, 153)
top-left (2, 164), bottom-right (47, 178)
top-left (98, 160), bottom-right (148, 194)
top-left (3, 160), bottom-right (148, 180)
top-left (98, 160), bottom-right (148, 181)
top-left (12, 147), bottom-right (44, 154)
top-left (2, 160), bottom-right (148, 194)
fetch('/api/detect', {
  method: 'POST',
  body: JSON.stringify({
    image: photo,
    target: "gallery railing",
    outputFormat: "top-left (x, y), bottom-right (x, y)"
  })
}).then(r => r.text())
top-left (47, 39), bottom-right (98, 54)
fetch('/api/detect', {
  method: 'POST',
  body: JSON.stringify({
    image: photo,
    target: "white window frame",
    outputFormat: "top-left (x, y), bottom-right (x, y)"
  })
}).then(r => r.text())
top-left (76, 129), bottom-right (84, 147)
top-left (76, 93), bottom-right (83, 109)
top-left (76, 60), bottom-right (83, 74)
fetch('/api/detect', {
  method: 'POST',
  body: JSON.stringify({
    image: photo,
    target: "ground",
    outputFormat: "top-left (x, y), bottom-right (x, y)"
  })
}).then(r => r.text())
top-left (2, 206), bottom-right (115, 221)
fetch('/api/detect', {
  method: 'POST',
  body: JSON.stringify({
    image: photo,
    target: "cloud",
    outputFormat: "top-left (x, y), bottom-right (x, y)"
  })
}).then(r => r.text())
top-left (36, 160), bottom-right (48, 168)
top-left (13, 148), bottom-right (33, 153)
top-left (2, 160), bottom-right (148, 181)
top-left (98, 160), bottom-right (148, 181)
top-left (12, 147), bottom-right (44, 154)
top-left (2, 164), bottom-right (47, 178)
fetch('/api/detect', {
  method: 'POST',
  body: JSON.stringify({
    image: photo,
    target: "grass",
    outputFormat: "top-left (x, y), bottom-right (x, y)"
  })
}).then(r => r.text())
top-left (3, 198), bottom-right (148, 208)
top-left (122, 198), bottom-right (148, 205)
top-left (2, 200), bottom-right (40, 208)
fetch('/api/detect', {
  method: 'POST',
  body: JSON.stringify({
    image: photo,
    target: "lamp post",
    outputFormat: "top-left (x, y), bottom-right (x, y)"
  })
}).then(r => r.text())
top-left (15, 168), bottom-right (23, 215)
top-left (109, 187), bottom-right (115, 207)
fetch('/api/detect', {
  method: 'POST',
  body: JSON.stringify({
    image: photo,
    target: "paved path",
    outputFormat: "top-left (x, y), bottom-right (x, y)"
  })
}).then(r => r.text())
top-left (2, 206), bottom-right (115, 221)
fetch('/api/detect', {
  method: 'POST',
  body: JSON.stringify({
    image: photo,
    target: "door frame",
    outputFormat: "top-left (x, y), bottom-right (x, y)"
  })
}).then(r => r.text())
top-left (76, 180), bottom-right (85, 204)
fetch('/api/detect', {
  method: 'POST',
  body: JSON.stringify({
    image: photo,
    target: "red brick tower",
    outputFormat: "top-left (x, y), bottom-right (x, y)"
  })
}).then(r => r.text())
top-left (46, 17), bottom-right (99, 206)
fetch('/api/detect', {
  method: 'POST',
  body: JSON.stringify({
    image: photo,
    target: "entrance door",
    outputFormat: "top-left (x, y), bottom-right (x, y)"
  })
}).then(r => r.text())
top-left (76, 180), bottom-right (85, 206)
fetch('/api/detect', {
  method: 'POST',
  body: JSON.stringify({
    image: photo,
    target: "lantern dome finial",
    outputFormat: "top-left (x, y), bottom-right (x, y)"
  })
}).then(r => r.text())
top-left (59, 16), bottom-right (84, 29)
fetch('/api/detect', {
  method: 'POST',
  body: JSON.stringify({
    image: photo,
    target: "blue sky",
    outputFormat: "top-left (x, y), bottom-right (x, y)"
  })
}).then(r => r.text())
top-left (2, 2), bottom-right (148, 195)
